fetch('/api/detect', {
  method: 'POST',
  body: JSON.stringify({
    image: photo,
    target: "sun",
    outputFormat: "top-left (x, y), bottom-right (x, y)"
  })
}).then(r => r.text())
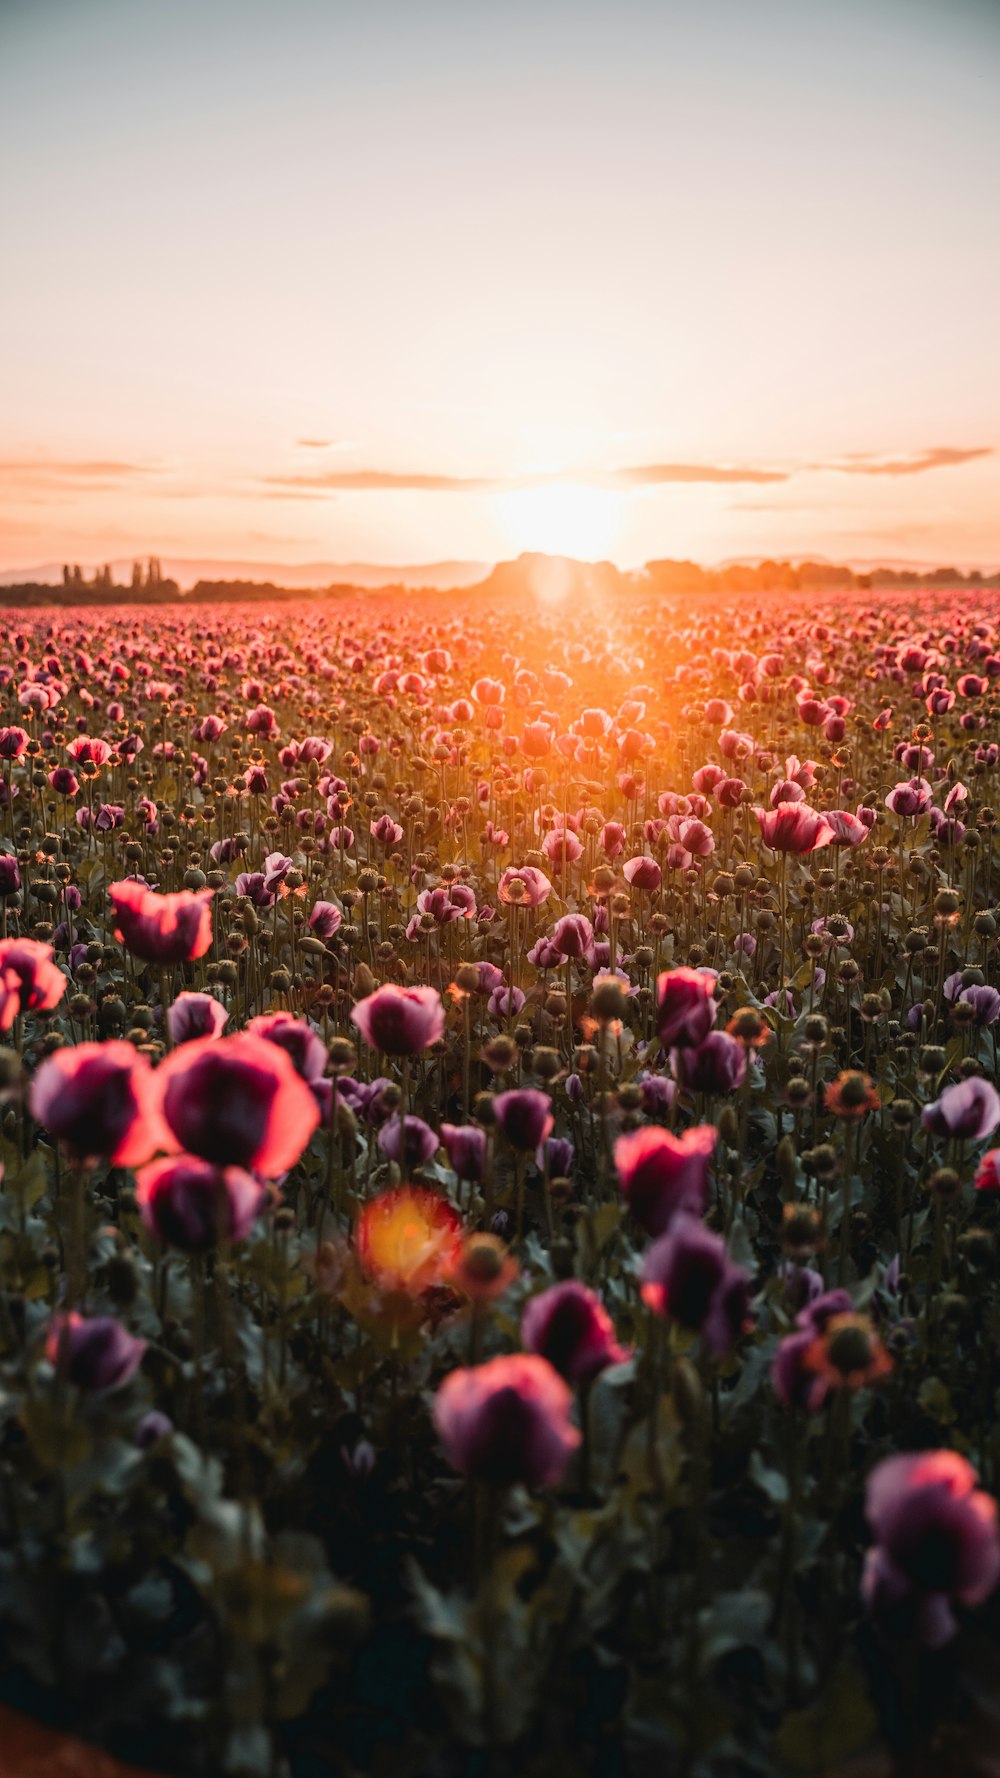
top-left (496, 479), bottom-right (622, 561)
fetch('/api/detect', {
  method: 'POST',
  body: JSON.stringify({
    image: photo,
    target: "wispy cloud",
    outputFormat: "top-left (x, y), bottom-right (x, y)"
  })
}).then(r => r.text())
top-left (0, 458), bottom-right (165, 495)
top-left (261, 460), bottom-right (790, 495)
top-left (259, 447), bottom-right (991, 497)
top-left (602, 462), bottom-right (788, 487)
top-left (819, 446), bottom-right (993, 478)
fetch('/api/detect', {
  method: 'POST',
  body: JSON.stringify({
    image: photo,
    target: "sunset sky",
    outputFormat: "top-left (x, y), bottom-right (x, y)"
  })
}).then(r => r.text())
top-left (1, 0), bottom-right (998, 575)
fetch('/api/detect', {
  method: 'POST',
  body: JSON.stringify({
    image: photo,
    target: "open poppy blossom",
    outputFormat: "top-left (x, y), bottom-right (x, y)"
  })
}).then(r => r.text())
top-left (31, 1040), bottom-right (169, 1166)
top-left (110, 879), bottom-right (214, 963)
top-left (157, 1032), bottom-right (320, 1173)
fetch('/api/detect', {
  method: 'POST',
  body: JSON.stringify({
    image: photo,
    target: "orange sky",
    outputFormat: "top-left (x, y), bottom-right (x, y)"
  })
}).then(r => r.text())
top-left (1, 0), bottom-right (998, 574)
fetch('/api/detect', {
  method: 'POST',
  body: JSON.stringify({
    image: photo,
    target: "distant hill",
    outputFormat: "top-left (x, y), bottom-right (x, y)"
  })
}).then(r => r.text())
top-left (0, 557), bottom-right (490, 592)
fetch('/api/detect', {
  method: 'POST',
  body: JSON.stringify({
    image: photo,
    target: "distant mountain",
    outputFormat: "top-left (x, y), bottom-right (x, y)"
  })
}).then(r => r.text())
top-left (0, 557), bottom-right (491, 592)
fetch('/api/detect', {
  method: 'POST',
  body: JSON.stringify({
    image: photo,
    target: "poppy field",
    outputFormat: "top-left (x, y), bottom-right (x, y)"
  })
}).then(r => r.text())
top-left (1, 582), bottom-right (1000, 1777)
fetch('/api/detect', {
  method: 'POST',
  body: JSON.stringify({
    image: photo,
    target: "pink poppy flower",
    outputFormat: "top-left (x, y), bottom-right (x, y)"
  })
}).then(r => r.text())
top-left (31, 1039), bottom-right (166, 1165)
top-left (863, 1451), bottom-right (1000, 1646)
top-left (521, 1282), bottom-right (629, 1384)
top-left (614, 1123), bottom-right (716, 1234)
top-left (351, 983), bottom-right (446, 1056)
top-left (135, 1155), bottom-right (264, 1250)
top-left (754, 803), bottom-right (835, 853)
top-left (433, 1353), bottom-right (580, 1487)
top-left (110, 880), bottom-right (214, 964)
top-left (158, 1033), bottom-right (320, 1174)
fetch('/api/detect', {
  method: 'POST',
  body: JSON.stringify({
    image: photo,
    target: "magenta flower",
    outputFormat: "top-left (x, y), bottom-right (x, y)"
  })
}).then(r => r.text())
top-left (521, 1282), bottom-right (629, 1385)
top-left (493, 1088), bottom-right (554, 1152)
top-left (672, 1031), bottom-right (747, 1094)
top-left (46, 1313), bottom-right (146, 1393)
top-left (754, 803), bottom-right (835, 853)
top-left (654, 967), bottom-right (717, 1049)
top-left (641, 1214), bottom-right (752, 1356)
top-left (623, 855), bottom-right (662, 892)
top-left (350, 984), bottom-right (446, 1056)
top-left (377, 1114), bottom-right (439, 1169)
top-left (885, 778), bottom-right (933, 818)
top-left (863, 1451), bottom-right (1000, 1645)
top-left (497, 866), bottom-right (552, 908)
top-left (825, 809), bottom-right (869, 846)
top-left (549, 914), bottom-right (594, 959)
top-left (158, 1033), bottom-right (321, 1174)
top-left (433, 1353), bottom-right (580, 1487)
top-left (614, 1123), bottom-right (716, 1234)
top-left (309, 900), bottom-right (343, 940)
top-left (921, 1077), bottom-right (1000, 1141)
top-left (31, 1040), bottom-right (168, 1166)
top-left (771, 1329), bottom-right (827, 1411)
top-left (135, 1155), bottom-right (264, 1250)
top-left (0, 938), bottom-right (65, 1024)
top-left (167, 990), bottom-right (229, 1045)
top-left (110, 879), bottom-right (214, 964)
top-left (440, 1123), bottom-right (487, 1183)
top-left (417, 883), bottom-right (477, 924)
top-left (247, 1011), bottom-right (328, 1084)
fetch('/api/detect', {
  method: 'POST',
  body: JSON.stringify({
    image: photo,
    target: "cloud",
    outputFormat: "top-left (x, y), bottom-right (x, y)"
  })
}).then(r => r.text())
top-left (261, 460), bottom-right (791, 495)
top-left (0, 459), bottom-right (165, 495)
top-left (820, 446), bottom-right (993, 478)
top-left (602, 462), bottom-right (788, 487)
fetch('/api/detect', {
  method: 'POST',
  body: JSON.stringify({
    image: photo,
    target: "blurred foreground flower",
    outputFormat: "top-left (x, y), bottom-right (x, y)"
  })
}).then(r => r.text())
top-left (433, 1352), bottom-right (580, 1487)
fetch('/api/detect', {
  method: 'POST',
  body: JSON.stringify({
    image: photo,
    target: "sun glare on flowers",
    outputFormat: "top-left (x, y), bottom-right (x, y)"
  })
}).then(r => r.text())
top-left (356, 1187), bottom-right (464, 1294)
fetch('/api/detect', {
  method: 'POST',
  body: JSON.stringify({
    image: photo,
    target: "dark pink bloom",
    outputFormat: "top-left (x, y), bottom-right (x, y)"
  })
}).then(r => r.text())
top-left (370, 814), bottom-right (404, 848)
top-left (863, 1451), bottom-right (1000, 1646)
top-left (48, 766), bottom-right (79, 797)
top-left (0, 938), bottom-right (65, 1024)
top-left (885, 778), bottom-right (933, 818)
top-left (541, 826), bottom-right (583, 866)
top-left (614, 1123), bottom-right (716, 1234)
top-left (66, 736), bottom-right (112, 768)
top-left (497, 865), bottom-right (552, 908)
top-left (549, 914), bottom-right (594, 959)
top-left (654, 967), bottom-right (717, 1048)
top-left (754, 803), bottom-right (835, 853)
top-left (493, 1088), bottom-right (554, 1152)
top-left (641, 1214), bottom-right (752, 1356)
top-left (135, 1155), bottom-right (264, 1250)
top-left (110, 880), bottom-right (214, 964)
top-left (167, 991), bottom-right (228, 1045)
top-left (826, 809), bottom-right (869, 846)
top-left (672, 1031), bottom-right (747, 1094)
top-left (247, 1011), bottom-right (328, 1084)
top-left (623, 855), bottom-right (662, 891)
top-left (521, 1282), bottom-right (629, 1384)
top-left (921, 1077), bottom-right (1000, 1141)
top-left (377, 1114), bottom-right (439, 1168)
top-left (46, 1313), bottom-right (146, 1392)
top-left (30, 1040), bottom-right (168, 1165)
top-left (772, 1329), bottom-right (827, 1411)
top-left (433, 1353), bottom-right (580, 1487)
top-left (0, 726), bottom-right (28, 759)
top-left (440, 1122), bottom-right (487, 1183)
top-left (158, 1033), bottom-right (321, 1174)
top-left (351, 984), bottom-right (445, 1056)
top-left (417, 883), bottom-right (477, 924)
top-left (309, 900), bottom-right (343, 940)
